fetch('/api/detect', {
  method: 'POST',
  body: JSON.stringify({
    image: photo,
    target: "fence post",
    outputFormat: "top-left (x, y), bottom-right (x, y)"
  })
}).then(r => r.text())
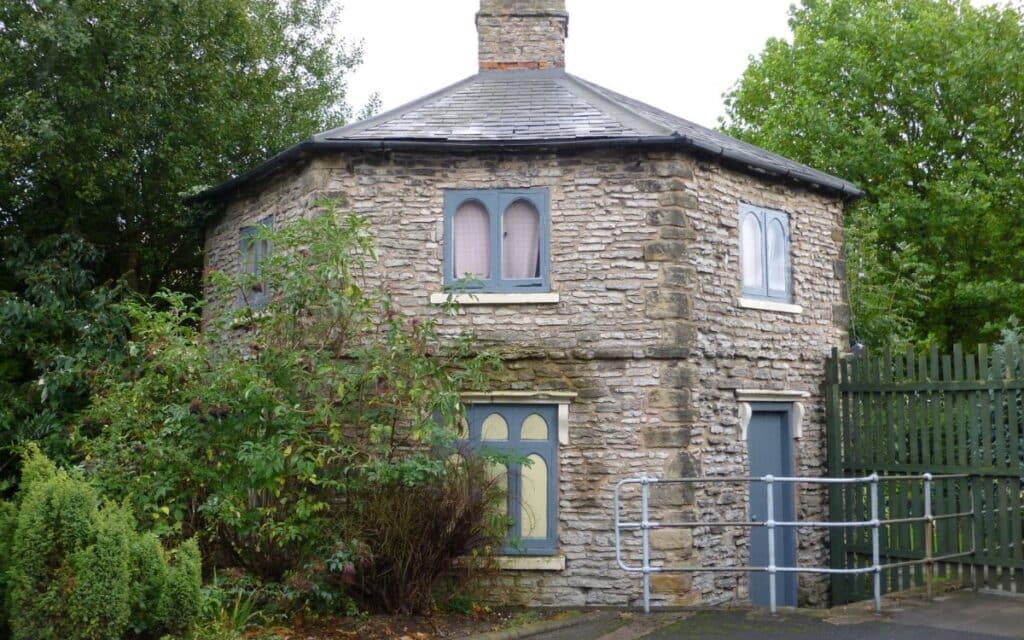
top-left (924, 473), bottom-right (933, 600)
top-left (870, 473), bottom-right (881, 613)
top-left (766, 475), bottom-right (777, 615)
top-left (825, 350), bottom-right (847, 604)
top-left (641, 476), bottom-right (651, 614)
top-left (969, 475), bottom-right (978, 592)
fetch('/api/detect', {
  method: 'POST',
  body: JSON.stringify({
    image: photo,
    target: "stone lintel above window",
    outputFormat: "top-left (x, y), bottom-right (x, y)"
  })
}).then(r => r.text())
top-left (462, 390), bottom-right (575, 445)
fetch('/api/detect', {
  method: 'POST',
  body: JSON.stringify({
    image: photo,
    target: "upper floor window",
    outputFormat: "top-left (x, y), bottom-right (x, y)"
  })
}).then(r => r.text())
top-left (740, 204), bottom-right (791, 301)
top-left (463, 403), bottom-right (558, 555)
top-left (239, 216), bottom-right (272, 308)
top-left (444, 189), bottom-right (550, 292)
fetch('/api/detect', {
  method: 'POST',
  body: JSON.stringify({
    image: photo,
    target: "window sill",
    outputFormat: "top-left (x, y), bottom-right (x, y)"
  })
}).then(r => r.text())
top-left (429, 292), bottom-right (560, 305)
top-left (738, 297), bottom-right (802, 314)
top-left (454, 555), bottom-right (566, 571)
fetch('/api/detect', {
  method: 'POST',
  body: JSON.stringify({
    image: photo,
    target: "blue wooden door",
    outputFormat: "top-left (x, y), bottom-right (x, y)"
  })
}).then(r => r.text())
top-left (748, 405), bottom-right (797, 607)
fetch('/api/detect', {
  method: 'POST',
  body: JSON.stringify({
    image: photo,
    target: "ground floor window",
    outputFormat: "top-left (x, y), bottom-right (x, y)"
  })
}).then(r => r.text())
top-left (463, 403), bottom-right (558, 555)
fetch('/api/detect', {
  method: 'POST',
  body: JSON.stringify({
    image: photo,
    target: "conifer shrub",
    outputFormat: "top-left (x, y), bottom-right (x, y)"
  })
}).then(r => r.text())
top-left (2, 445), bottom-right (201, 639)
top-left (0, 499), bottom-right (15, 638)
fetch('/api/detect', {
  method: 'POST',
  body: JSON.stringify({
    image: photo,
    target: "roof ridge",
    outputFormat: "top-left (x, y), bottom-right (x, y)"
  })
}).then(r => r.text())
top-left (566, 73), bottom-right (706, 138)
top-left (556, 74), bottom-right (673, 137)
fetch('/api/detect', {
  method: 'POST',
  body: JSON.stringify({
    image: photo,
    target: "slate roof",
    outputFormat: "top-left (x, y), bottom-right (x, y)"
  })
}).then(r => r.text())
top-left (196, 69), bottom-right (861, 201)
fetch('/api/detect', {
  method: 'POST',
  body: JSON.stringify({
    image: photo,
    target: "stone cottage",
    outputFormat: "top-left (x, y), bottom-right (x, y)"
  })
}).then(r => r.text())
top-left (197, 0), bottom-right (861, 609)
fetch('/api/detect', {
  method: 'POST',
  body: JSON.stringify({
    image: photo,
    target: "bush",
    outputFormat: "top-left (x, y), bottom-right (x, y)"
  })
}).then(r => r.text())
top-left (78, 200), bottom-right (505, 612)
top-left (2, 445), bottom-right (201, 640)
top-left (342, 453), bottom-right (507, 613)
top-left (126, 534), bottom-right (202, 638)
top-left (0, 499), bottom-right (15, 638)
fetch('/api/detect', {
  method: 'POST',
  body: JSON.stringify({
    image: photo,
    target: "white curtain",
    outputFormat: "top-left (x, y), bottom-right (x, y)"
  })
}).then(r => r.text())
top-left (502, 199), bottom-right (540, 279)
top-left (741, 213), bottom-right (764, 291)
top-left (453, 200), bottom-right (490, 279)
top-left (767, 218), bottom-right (787, 292)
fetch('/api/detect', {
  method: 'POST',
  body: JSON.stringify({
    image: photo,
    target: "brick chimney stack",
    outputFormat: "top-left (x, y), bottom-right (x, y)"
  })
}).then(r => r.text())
top-left (476, 0), bottom-right (568, 71)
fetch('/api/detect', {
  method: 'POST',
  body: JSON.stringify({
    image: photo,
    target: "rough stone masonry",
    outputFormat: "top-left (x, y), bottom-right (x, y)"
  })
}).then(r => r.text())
top-left (204, 146), bottom-right (849, 608)
top-left (476, 0), bottom-right (568, 70)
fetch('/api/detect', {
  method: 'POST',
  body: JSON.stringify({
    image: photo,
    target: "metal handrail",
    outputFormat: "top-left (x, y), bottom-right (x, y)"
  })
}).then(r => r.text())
top-left (613, 472), bottom-right (976, 614)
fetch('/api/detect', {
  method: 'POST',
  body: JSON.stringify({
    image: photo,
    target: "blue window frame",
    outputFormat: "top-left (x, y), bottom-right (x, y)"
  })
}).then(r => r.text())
top-left (739, 204), bottom-right (791, 301)
top-left (443, 188), bottom-right (550, 292)
top-left (464, 403), bottom-right (558, 555)
top-left (239, 215), bottom-right (272, 308)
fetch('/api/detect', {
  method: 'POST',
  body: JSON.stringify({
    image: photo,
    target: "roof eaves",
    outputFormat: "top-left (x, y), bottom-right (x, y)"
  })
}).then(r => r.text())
top-left (679, 134), bottom-right (863, 198)
top-left (191, 134), bottom-right (862, 203)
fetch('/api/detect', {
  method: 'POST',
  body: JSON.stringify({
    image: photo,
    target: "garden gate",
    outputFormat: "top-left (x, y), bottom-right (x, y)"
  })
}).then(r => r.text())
top-left (826, 344), bottom-right (1024, 604)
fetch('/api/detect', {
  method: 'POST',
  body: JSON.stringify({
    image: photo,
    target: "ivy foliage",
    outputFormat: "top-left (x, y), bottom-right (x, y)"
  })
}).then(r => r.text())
top-left (724, 0), bottom-right (1024, 348)
top-left (79, 201), bottom-right (503, 593)
top-left (0, 0), bottom-right (365, 294)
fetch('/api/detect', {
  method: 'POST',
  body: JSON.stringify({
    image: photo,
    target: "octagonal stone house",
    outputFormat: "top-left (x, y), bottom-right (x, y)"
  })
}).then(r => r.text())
top-left (196, 0), bottom-right (861, 609)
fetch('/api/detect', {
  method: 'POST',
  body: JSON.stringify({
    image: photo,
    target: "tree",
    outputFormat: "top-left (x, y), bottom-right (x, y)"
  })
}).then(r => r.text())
top-left (724, 0), bottom-right (1024, 348)
top-left (0, 0), bottom-right (365, 295)
top-left (0, 236), bottom-right (128, 491)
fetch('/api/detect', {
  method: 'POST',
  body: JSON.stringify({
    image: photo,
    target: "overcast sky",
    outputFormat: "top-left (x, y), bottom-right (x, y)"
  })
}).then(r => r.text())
top-left (339, 0), bottom-right (797, 129)
top-left (338, 0), bottom-right (1010, 130)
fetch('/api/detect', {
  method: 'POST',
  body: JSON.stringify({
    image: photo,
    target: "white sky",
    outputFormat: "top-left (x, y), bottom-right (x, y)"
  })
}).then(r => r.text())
top-left (339, 0), bottom-right (795, 129)
top-left (339, 0), bottom-right (1010, 130)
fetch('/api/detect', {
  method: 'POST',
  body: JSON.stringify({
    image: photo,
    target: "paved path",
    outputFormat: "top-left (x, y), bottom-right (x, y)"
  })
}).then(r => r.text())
top-left (524, 591), bottom-right (1024, 640)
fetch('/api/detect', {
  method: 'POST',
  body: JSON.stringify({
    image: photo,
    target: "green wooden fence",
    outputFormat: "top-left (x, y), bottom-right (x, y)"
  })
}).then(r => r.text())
top-left (826, 344), bottom-right (1024, 604)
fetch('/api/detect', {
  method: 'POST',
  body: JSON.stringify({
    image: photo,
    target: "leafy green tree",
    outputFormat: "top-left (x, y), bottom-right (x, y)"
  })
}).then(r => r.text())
top-left (0, 235), bottom-right (128, 490)
top-left (724, 0), bottom-right (1024, 348)
top-left (0, 0), bottom-right (364, 294)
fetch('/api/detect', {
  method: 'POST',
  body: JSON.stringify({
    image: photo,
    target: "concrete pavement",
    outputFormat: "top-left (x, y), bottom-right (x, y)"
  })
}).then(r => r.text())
top-left (512, 590), bottom-right (1024, 640)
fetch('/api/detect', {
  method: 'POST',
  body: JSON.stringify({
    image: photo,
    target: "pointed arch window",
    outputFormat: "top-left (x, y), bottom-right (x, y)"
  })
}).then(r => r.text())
top-left (444, 189), bottom-right (549, 292)
top-left (740, 204), bottom-right (791, 302)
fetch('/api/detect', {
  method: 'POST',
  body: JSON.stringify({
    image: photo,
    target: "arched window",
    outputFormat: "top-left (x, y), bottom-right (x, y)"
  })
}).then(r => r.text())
top-left (461, 404), bottom-right (558, 555)
top-left (767, 217), bottom-right (788, 296)
top-left (741, 213), bottom-right (764, 292)
top-left (502, 199), bottom-right (540, 279)
top-left (444, 189), bottom-right (549, 292)
top-left (452, 199), bottom-right (490, 279)
top-left (740, 204), bottom-right (791, 301)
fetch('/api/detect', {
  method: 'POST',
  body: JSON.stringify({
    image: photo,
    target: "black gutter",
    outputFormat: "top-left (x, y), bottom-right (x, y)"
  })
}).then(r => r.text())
top-left (189, 135), bottom-right (863, 203)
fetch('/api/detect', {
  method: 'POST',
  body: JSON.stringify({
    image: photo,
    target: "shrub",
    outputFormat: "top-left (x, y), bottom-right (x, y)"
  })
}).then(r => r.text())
top-left (78, 200), bottom-right (505, 612)
top-left (342, 452), bottom-right (508, 613)
top-left (0, 499), bottom-right (15, 637)
top-left (127, 534), bottom-right (202, 638)
top-left (2, 445), bottom-right (201, 640)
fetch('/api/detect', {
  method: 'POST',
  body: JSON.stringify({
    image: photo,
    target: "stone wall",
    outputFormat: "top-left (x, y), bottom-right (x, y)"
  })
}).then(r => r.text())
top-left (204, 147), bottom-right (848, 607)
